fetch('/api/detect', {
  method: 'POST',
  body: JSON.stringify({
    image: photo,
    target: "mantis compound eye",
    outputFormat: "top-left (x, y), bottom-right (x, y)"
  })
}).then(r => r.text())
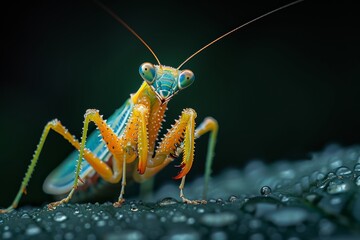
top-left (178, 69), bottom-right (195, 90)
top-left (139, 62), bottom-right (156, 84)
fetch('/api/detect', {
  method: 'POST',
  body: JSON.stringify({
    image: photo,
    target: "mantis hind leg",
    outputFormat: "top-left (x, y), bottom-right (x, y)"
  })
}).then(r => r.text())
top-left (0, 111), bottom-right (124, 213)
top-left (195, 117), bottom-right (218, 199)
top-left (0, 119), bottom-right (61, 213)
top-left (0, 119), bottom-right (111, 213)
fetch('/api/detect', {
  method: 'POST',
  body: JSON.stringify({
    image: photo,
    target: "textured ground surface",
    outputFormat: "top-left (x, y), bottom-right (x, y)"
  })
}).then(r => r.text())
top-left (1, 144), bottom-right (360, 239)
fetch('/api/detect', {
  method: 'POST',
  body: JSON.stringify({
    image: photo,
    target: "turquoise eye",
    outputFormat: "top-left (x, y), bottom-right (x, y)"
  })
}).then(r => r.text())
top-left (178, 70), bottom-right (195, 90)
top-left (139, 62), bottom-right (156, 84)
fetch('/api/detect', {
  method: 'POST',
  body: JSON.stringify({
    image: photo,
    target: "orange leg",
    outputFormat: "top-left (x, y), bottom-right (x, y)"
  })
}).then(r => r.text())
top-left (0, 119), bottom-right (118, 213)
top-left (48, 104), bottom-right (151, 209)
top-left (133, 109), bottom-right (218, 204)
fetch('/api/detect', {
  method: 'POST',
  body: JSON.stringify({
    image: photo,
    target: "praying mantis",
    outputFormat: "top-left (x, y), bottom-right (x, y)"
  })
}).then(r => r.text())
top-left (0, 0), bottom-right (306, 213)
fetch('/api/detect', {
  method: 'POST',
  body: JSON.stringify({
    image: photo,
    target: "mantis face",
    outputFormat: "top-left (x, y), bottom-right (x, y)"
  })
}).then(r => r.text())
top-left (139, 62), bottom-right (195, 104)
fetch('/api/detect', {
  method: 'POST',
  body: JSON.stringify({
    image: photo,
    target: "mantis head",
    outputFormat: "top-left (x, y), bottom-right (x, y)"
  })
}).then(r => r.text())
top-left (139, 62), bottom-right (195, 104)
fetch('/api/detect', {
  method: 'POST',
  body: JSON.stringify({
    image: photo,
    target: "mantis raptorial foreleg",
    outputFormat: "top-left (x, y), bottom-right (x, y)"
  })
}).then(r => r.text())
top-left (134, 109), bottom-right (218, 203)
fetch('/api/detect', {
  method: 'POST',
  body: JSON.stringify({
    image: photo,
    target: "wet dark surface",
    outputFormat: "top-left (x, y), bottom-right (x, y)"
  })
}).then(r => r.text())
top-left (1, 144), bottom-right (360, 239)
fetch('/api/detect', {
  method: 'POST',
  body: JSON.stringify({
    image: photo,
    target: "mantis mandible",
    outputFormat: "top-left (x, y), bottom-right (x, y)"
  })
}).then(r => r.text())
top-left (0, 0), bottom-right (304, 213)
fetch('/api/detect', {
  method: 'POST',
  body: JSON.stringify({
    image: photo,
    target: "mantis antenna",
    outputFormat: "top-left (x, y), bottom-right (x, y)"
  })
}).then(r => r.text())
top-left (95, 0), bottom-right (304, 70)
top-left (94, 0), bottom-right (162, 67)
top-left (177, 0), bottom-right (305, 69)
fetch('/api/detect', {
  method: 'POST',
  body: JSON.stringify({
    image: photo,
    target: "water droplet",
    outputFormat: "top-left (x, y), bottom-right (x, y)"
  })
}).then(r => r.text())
top-left (172, 213), bottom-right (187, 223)
top-left (250, 233), bottom-right (265, 240)
top-left (228, 195), bottom-right (238, 203)
top-left (293, 183), bottom-right (303, 195)
top-left (304, 193), bottom-right (320, 203)
top-left (248, 219), bottom-right (262, 230)
top-left (21, 213), bottom-right (30, 219)
top-left (158, 197), bottom-right (178, 206)
top-left (318, 194), bottom-right (348, 215)
top-left (281, 196), bottom-right (289, 203)
top-left (130, 204), bottom-right (139, 212)
top-left (105, 230), bottom-right (146, 240)
top-left (25, 224), bottom-right (41, 236)
top-left (196, 208), bottom-right (205, 214)
top-left (329, 158), bottom-right (342, 169)
top-left (265, 207), bottom-right (308, 227)
top-left (64, 232), bottom-right (75, 240)
top-left (316, 172), bottom-right (326, 181)
top-left (87, 234), bottom-right (97, 240)
top-left (54, 212), bottom-right (68, 222)
top-left (347, 150), bottom-right (358, 161)
top-left (330, 197), bottom-right (342, 205)
top-left (301, 176), bottom-right (310, 189)
top-left (354, 163), bottom-right (360, 173)
top-left (335, 166), bottom-right (352, 177)
top-left (145, 213), bottom-right (157, 221)
top-left (2, 231), bottom-right (12, 239)
top-left (242, 197), bottom-right (281, 217)
top-left (200, 212), bottom-right (237, 227)
top-left (97, 220), bottom-right (106, 227)
top-left (187, 217), bottom-right (195, 225)
top-left (75, 226), bottom-right (81, 232)
top-left (54, 233), bottom-right (62, 240)
top-left (238, 222), bottom-right (248, 235)
top-left (327, 179), bottom-right (351, 194)
top-left (355, 176), bottom-right (360, 186)
top-left (210, 231), bottom-right (227, 240)
top-left (115, 212), bottom-right (123, 220)
top-left (279, 169), bottom-right (295, 179)
top-left (84, 223), bottom-right (91, 229)
top-left (260, 186), bottom-right (271, 196)
top-left (269, 232), bottom-right (282, 240)
top-left (318, 219), bottom-right (336, 236)
top-left (91, 214), bottom-right (100, 221)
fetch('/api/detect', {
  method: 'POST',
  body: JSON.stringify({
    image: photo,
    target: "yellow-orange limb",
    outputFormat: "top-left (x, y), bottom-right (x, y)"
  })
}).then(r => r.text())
top-left (133, 113), bottom-right (218, 203)
top-left (157, 108), bottom-right (196, 179)
top-left (194, 117), bottom-right (218, 199)
top-left (133, 108), bottom-right (197, 182)
top-left (0, 119), bottom-right (115, 213)
top-left (113, 158), bottom-right (127, 207)
top-left (49, 104), bottom-right (150, 209)
top-left (47, 111), bottom-right (130, 210)
top-left (179, 176), bottom-right (207, 204)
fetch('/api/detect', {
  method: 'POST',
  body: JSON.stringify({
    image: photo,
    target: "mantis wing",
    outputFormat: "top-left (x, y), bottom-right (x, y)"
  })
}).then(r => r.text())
top-left (43, 99), bottom-right (133, 195)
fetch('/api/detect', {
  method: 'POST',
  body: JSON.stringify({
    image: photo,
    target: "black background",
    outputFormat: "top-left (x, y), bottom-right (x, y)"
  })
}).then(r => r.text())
top-left (0, 0), bottom-right (359, 207)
